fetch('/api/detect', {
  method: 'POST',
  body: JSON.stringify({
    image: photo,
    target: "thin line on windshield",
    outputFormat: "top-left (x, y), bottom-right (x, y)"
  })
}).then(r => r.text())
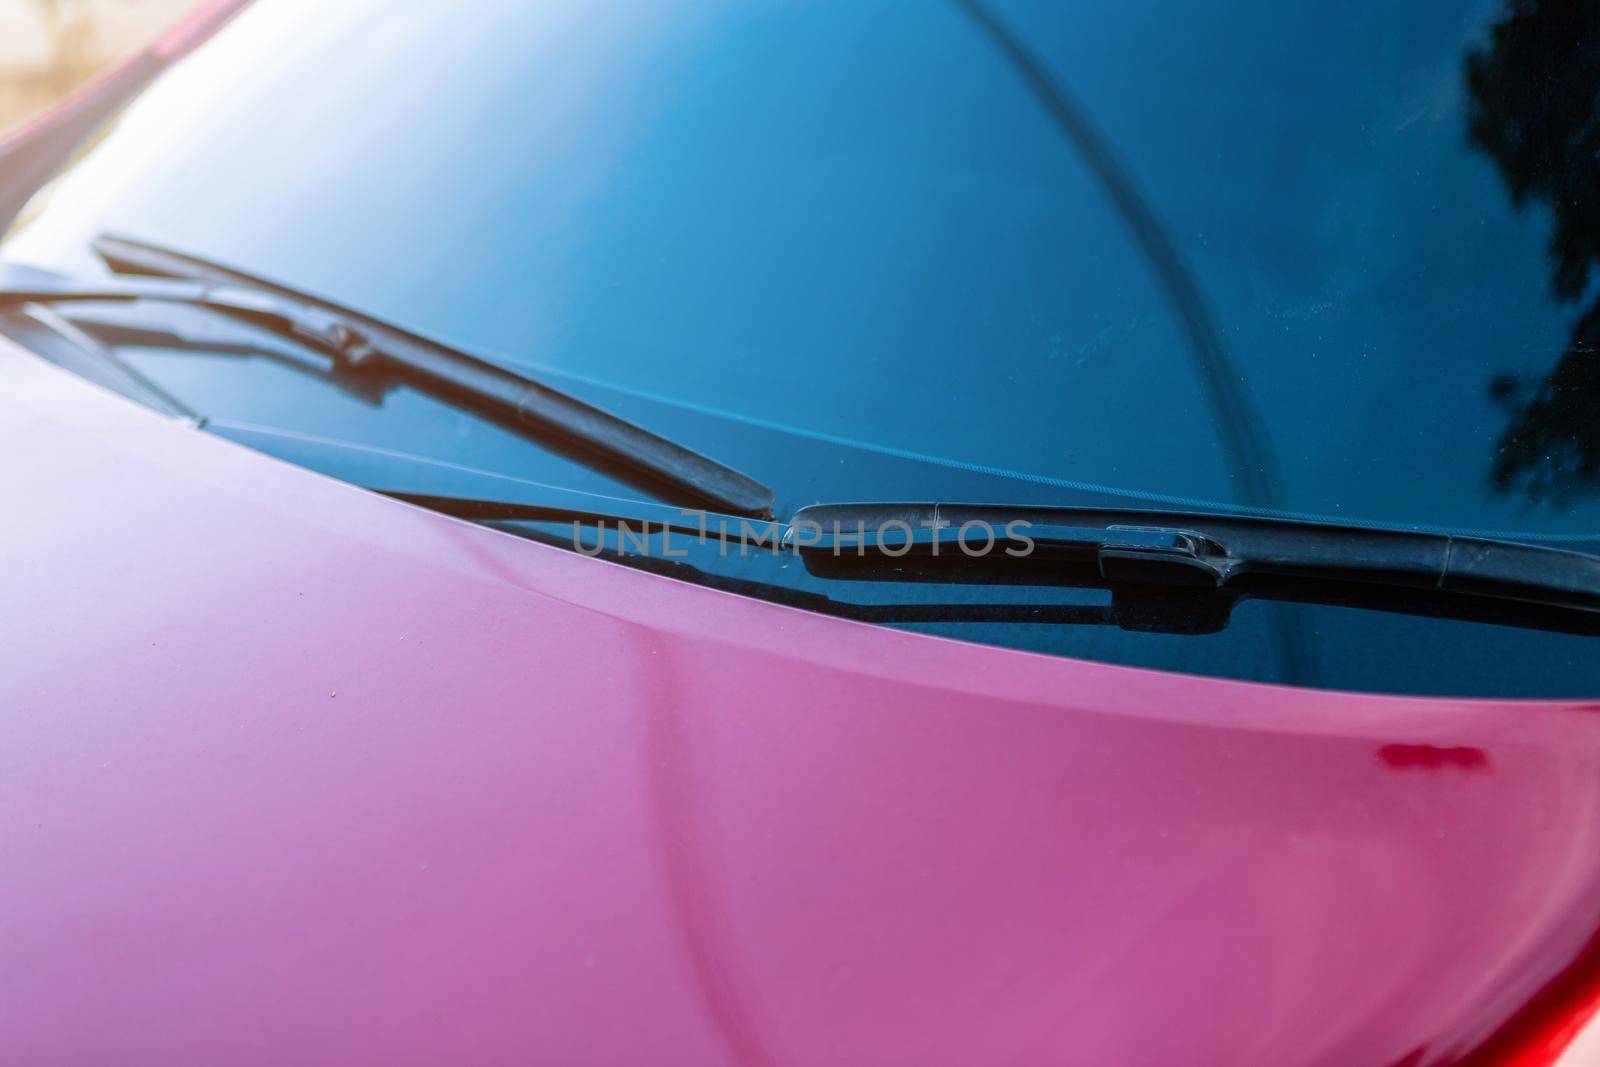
top-left (951, 0), bottom-right (1283, 512)
top-left (490, 350), bottom-right (1600, 545)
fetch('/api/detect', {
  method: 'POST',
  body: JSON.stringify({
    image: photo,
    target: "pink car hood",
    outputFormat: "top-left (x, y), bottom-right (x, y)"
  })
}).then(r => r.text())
top-left (3, 340), bottom-right (1600, 1066)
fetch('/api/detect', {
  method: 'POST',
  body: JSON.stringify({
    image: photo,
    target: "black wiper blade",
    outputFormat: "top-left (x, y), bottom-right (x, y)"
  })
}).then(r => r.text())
top-left (0, 236), bottom-right (775, 517)
top-left (788, 502), bottom-right (1600, 615)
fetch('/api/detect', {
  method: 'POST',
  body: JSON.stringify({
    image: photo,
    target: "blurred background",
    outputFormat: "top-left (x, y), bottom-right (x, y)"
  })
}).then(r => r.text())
top-left (0, 0), bottom-right (190, 133)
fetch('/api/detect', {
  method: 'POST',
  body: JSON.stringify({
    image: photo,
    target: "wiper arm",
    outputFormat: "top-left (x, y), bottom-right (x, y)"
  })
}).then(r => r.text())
top-left (0, 236), bottom-right (775, 517)
top-left (118, 410), bottom-right (1593, 638)
top-left (788, 502), bottom-right (1600, 615)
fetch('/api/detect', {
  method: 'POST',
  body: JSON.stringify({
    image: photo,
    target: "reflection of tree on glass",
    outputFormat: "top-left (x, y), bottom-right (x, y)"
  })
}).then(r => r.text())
top-left (1467, 0), bottom-right (1600, 508)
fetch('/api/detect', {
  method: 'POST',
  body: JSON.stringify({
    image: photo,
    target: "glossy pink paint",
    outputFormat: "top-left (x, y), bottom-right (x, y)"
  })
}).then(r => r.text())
top-left (2, 341), bottom-right (1600, 1065)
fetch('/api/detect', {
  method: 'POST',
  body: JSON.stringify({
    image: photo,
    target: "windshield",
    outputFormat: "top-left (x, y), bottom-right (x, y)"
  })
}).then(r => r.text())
top-left (7, 0), bottom-right (1600, 698)
top-left (6, 0), bottom-right (1596, 537)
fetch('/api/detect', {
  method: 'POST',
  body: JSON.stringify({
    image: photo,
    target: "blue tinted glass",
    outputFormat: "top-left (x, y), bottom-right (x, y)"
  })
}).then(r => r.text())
top-left (5, 0), bottom-right (1593, 536)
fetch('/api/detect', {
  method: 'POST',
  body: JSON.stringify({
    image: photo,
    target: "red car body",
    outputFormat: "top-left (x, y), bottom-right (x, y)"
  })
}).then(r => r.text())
top-left (4, 3), bottom-right (1600, 1065)
top-left (3, 301), bottom-right (1600, 1065)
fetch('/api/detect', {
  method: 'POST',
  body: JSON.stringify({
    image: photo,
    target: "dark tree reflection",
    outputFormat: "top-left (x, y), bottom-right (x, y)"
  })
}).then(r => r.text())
top-left (1467, 0), bottom-right (1600, 507)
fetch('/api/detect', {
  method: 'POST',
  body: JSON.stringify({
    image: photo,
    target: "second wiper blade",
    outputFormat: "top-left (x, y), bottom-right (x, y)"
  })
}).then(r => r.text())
top-left (0, 237), bottom-right (776, 517)
top-left (788, 502), bottom-right (1600, 614)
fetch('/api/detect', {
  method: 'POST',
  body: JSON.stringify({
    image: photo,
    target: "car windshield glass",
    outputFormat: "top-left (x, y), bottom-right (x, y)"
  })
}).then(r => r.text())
top-left (3, 0), bottom-right (1595, 538)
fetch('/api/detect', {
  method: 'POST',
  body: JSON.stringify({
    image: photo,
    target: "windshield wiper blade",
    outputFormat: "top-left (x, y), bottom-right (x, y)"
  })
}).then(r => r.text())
top-left (0, 236), bottom-right (776, 517)
top-left (121, 408), bottom-right (1595, 638)
top-left (787, 502), bottom-right (1600, 615)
